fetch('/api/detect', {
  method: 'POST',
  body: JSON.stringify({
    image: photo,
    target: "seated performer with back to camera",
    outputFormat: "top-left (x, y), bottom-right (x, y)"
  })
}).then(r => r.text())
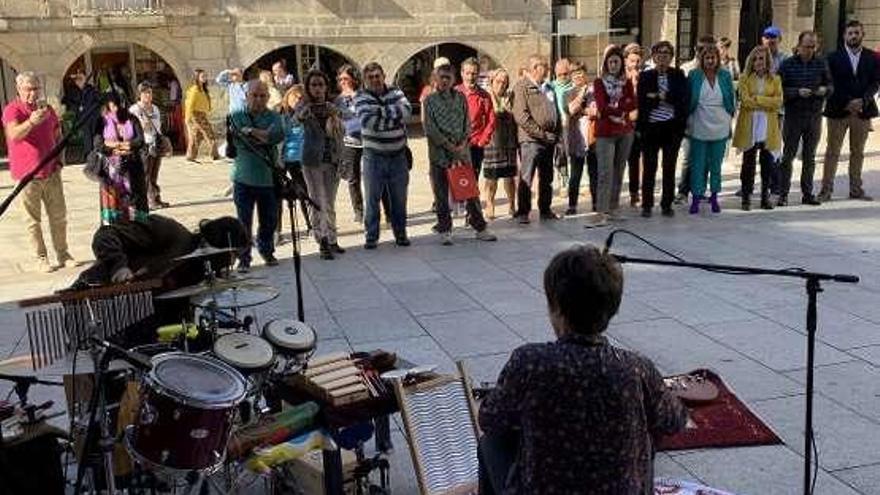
top-left (72, 214), bottom-right (248, 290)
top-left (479, 244), bottom-right (687, 494)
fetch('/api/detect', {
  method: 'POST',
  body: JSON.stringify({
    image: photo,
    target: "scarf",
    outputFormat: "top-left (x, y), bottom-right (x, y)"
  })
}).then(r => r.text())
top-left (601, 75), bottom-right (624, 105)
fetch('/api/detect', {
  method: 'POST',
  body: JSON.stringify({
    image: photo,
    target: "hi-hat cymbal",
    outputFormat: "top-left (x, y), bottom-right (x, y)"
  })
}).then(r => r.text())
top-left (174, 245), bottom-right (238, 261)
top-left (191, 284), bottom-right (279, 309)
top-left (155, 277), bottom-right (255, 300)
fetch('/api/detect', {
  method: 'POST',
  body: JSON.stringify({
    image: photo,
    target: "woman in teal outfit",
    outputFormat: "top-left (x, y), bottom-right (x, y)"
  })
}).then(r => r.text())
top-left (686, 44), bottom-right (736, 214)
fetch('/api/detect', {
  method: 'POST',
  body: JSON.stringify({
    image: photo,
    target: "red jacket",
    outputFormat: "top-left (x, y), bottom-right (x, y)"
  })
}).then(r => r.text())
top-left (456, 83), bottom-right (497, 147)
top-left (593, 77), bottom-right (637, 138)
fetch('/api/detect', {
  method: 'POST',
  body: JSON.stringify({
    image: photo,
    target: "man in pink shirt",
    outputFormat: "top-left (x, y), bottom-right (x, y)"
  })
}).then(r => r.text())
top-left (457, 57), bottom-right (497, 178)
top-left (2, 71), bottom-right (73, 272)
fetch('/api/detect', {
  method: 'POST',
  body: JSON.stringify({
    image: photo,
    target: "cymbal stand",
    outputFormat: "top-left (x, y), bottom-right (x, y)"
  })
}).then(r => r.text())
top-left (72, 299), bottom-right (117, 495)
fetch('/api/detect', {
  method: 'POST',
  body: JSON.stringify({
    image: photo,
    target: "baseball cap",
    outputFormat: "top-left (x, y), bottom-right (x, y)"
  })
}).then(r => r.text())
top-left (433, 57), bottom-right (452, 69)
top-left (762, 26), bottom-right (782, 39)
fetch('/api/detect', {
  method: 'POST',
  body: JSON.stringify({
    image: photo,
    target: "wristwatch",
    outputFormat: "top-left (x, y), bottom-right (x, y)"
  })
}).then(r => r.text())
top-left (242, 126), bottom-right (253, 135)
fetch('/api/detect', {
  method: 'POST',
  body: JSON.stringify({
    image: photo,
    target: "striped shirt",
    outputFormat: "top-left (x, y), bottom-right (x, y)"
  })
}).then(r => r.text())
top-left (648, 74), bottom-right (676, 123)
top-left (354, 86), bottom-right (412, 154)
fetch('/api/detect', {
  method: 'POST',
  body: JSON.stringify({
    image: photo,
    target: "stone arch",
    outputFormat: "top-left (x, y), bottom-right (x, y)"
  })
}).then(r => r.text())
top-left (0, 41), bottom-right (27, 76)
top-left (54, 30), bottom-right (190, 89)
top-left (238, 39), bottom-right (362, 76)
top-left (386, 40), bottom-right (506, 83)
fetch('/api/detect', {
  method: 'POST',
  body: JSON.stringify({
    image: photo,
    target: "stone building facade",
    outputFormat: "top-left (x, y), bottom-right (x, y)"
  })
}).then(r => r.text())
top-left (567, 0), bottom-right (880, 70)
top-left (0, 0), bottom-right (551, 115)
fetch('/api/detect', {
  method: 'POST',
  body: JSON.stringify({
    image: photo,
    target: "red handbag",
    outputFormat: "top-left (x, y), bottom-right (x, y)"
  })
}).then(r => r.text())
top-left (446, 161), bottom-right (479, 201)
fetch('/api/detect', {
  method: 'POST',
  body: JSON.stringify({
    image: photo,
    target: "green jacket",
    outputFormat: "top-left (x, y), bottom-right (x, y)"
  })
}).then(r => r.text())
top-left (229, 109), bottom-right (284, 187)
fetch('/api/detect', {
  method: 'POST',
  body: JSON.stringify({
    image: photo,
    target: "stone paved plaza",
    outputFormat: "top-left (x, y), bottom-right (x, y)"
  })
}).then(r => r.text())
top-left (1, 135), bottom-right (879, 494)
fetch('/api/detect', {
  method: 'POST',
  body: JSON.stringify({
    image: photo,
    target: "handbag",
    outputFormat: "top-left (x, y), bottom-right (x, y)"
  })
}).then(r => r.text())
top-left (83, 149), bottom-right (111, 184)
top-left (446, 161), bottom-right (479, 201)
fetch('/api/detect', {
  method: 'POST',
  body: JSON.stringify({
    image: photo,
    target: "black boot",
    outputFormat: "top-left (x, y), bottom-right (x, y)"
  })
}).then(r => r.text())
top-left (741, 195), bottom-right (751, 211)
top-left (761, 188), bottom-right (774, 210)
top-left (319, 238), bottom-right (335, 260)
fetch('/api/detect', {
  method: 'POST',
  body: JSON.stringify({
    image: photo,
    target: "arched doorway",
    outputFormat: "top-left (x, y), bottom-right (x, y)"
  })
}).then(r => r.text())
top-left (0, 58), bottom-right (18, 158)
top-left (62, 43), bottom-right (184, 162)
top-left (247, 45), bottom-right (357, 97)
top-left (393, 43), bottom-right (500, 117)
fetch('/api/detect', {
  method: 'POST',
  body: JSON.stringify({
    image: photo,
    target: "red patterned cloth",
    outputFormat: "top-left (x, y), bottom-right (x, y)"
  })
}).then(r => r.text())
top-left (658, 369), bottom-right (782, 451)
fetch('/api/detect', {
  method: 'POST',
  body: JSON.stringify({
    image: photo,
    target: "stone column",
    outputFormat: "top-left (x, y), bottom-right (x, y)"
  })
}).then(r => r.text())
top-left (661, 0), bottom-right (680, 44)
top-left (714, 0), bottom-right (742, 49)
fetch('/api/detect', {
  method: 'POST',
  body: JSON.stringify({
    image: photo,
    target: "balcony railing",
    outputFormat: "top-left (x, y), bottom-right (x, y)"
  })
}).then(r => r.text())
top-left (70, 0), bottom-right (164, 16)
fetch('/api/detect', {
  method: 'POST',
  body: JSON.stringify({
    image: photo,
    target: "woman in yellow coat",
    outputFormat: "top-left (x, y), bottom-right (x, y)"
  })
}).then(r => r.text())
top-left (732, 45), bottom-right (782, 210)
top-left (184, 68), bottom-right (219, 162)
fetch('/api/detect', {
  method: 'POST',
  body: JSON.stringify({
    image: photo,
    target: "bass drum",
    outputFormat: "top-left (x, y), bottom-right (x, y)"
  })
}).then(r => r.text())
top-left (127, 353), bottom-right (247, 473)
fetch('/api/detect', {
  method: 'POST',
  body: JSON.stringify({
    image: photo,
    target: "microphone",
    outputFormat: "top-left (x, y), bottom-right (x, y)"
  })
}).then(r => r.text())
top-left (90, 338), bottom-right (153, 371)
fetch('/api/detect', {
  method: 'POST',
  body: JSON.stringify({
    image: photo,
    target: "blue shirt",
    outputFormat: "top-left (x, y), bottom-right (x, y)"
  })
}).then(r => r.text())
top-left (216, 70), bottom-right (247, 114)
top-left (334, 94), bottom-right (362, 148)
top-left (281, 113), bottom-right (304, 165)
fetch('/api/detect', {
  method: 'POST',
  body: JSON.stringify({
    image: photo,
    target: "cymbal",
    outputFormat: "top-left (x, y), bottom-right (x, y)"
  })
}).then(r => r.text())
top-left (174, 245), bottom-right (238, 261)
top-left (191, 284), bottom-right (280, 309)
top-left (155, 276), bottom-right (255, 300)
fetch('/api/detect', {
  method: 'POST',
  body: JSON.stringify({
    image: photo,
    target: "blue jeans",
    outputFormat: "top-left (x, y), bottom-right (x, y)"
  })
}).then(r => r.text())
top-left (233, 181), bottom-right (277, 265)
top-left (362, 149), bottom-right (409, 242)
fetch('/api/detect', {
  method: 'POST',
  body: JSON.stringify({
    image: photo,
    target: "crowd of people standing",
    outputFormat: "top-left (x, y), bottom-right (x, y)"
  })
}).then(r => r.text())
top-left (4, 20), bottom-right (879, 273)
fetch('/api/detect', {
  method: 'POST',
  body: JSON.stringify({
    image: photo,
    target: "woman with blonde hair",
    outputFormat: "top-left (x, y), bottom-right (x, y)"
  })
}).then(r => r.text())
top-left (686, 44), bottom-right (736, 214)
top-left (732, 45), bottom-right (782, 210)
top-left (276, 84), bottom-right (311, 242)
top-left (297, 70), bottom-right (345, 260)
top-left (482, 68), bottom-right (518, 219)
top-left (184, 68), bottom-right (219, 162)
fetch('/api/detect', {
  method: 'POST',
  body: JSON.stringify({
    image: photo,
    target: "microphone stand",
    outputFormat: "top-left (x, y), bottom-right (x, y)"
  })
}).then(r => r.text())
top-left (0, 91), bottom-right (103, 219)
top-left (227, 113), bottom-right (319, 323)
top-left (606, 246), bottom-right (858, 495)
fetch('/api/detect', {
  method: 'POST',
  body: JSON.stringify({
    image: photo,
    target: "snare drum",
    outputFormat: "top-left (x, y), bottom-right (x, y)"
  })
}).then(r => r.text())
top-left (212, 332), bottom-right (276, 393)
top-left (128, 353), bottom-right (247, 472)
top-left (262, 319), bottom-right (317, 373)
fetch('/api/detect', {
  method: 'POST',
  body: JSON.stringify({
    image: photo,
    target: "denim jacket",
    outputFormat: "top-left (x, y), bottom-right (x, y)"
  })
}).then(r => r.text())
top-left (296, 101), bottom-right (344, 167)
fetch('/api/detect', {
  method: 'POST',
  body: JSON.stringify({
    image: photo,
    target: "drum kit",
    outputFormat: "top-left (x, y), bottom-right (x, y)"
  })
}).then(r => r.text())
top-left (67, 244), bottom-right (319, 493)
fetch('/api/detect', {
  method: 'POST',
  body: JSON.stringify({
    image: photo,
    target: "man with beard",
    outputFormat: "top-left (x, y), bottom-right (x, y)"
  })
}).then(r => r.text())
top-left (820, 19), bottom-right (878, 202)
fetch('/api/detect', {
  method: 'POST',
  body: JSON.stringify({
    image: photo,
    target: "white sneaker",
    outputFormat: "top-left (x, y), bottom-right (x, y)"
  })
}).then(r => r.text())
top-left (440, 232), bottom-right (454, 246)
top-left (35, 256), bottom-right (55, 273)
top-left (475, 229), bottom-right (497, 242)
top-left (57, 253), bottom-right (78, 268)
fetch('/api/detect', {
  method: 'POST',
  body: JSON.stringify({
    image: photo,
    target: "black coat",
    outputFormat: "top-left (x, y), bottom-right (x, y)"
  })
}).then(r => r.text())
top-left (823, 47), bottom-right (880, 119)
top-left (636, 67), bottom-right (689, 134)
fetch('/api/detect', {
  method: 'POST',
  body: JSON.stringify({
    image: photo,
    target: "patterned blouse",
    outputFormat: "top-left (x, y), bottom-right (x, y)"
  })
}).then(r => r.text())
top-left (479, 333), bottom-right (687, 494)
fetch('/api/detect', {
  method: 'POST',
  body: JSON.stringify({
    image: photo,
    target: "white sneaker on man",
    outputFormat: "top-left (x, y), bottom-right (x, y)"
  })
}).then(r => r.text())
top-left (440, 232), bottom-right (454, 246)
top-left (58, 253), bottom-right (78, 268)
top-left (34, 256), bottom-right (55, 273)
top-left (475, 229), bottom-right (497, 242)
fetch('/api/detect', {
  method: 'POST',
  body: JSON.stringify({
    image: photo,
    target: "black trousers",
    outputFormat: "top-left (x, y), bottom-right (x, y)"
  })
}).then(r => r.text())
top-left (779, 112), bottom-right (822, 198)
top-left (628, 133), bottom-right (642, 197)
top-left (430, 164), bottom-right (487, 233)
top-left (741, 142), bottom-right (774, 198)
top-left (517, 141), bottom-right (555, 216)
top-left (478, 431), bottom-right (520, 495)
top-left (568, 146), bottom-right (598, 210)
top-left (641, 121), bottom-right (683, 210)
